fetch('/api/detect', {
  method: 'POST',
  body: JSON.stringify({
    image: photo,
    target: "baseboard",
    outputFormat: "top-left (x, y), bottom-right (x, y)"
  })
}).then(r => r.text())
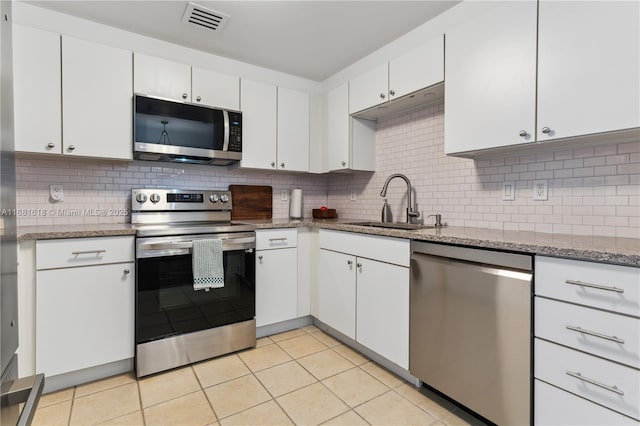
top-left (42, 358), bottom-right (133, 393)
top-left (257, 316), bottom-right (313, 338)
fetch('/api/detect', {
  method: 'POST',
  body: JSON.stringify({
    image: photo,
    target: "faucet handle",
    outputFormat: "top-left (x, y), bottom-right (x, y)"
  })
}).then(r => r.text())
top-left (428, 214), bottom-right (442, 227)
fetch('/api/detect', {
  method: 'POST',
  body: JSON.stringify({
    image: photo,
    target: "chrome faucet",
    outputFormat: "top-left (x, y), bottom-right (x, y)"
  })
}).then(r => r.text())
top-left (380, 173), bottom-right (420, 224)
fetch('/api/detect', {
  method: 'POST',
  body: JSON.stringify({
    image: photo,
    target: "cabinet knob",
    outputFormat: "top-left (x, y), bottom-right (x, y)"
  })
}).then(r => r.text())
top-left (379, 93), bottom-right (386, 99)
top-left (519, 130), bottom-right (528, 137)
top-left (356, 262), bottom-right (362, 268)
top-left (258, 255), bottom-right (263, 261)
top-left (541, 126), bottom-right (551, 134)
top-left (123, 269), bottom-right (130, 275)
top-left (280, 163), bottom-right (285, 168)
top-left (67, 145), bottom-right (76, 151)
top-left (341, 161), bottom-right (346, 167)
top-left (182, 93), bottom-right (188, 99)
top-left (271, 162), bottom-right (276, 168)
top-left (47, 142), bottom-right (55, 148)
top-left (347, 260), bottom-right (353, 266)
top-left (389, 90), bottom-right (395, 96)
top-left (196, 96), bottom-right (201, 102)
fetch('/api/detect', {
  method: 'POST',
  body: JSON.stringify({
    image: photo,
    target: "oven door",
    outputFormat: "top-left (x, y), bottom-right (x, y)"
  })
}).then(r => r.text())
top-left (135, 232), bottom-right (255, 345)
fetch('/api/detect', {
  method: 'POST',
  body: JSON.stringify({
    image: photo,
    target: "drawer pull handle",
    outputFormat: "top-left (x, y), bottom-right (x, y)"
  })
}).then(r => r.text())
top-left (71, 250), bottom-right (106, 256)
top-left (566, 371), bottom-right (624, 396)
top-left (268, 238), bottom-right (287, 242)
top-left (565, 279), bottom-right (624, 294)
top-left (566, 325), bottom-right (625, 344)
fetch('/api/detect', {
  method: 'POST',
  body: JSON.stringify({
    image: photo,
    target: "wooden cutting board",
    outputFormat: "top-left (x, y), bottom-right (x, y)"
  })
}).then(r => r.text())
top-left (229, 185), bottom-right (273, 220)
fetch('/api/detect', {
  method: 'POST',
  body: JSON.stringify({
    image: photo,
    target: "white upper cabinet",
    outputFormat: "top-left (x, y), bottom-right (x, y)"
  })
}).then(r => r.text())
top-left (191, 66), bottom-right (240, 110)
top-left (277, 87), bottom-right (309, 172)
top-left (62, 36), bottom-right (133, 160)
top-left (326, 83), bottom-right (350, 170)
top-left (134, 53), bottom-right (191, 101)
top-left (349, 63), bottom-right (389, 114)
top-left (537, 1), bottom-right (640, 141)
top-left (444, 1), bottom-right (538, 155)
top-left (388, 35), bottom-right (444, 100)
top-left (13, 25), bottom-right (61, 155)
top-left (240, 79), bottom-right (277, 169)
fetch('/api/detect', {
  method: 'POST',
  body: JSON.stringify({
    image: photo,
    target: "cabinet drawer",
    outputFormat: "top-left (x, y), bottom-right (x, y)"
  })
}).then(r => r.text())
top-left (535, 338), bottom-right (640, 420)
top-left (256, 229), bottom-right (297, 250)
top-left (36, 236), bottom-right (134, 270)
top-left (535, 379), bottom-right (638, 425)
top-left (536, 297), bottom-right (639, 369)
top-left (319, 229), bottom-right (409, 267)
top-left (535, 256), bottom-right (640, 318)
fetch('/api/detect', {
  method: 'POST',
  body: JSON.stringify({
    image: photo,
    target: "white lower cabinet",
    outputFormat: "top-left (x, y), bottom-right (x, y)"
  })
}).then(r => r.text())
top-left (318, 249), bottom-right (357, 339)
top-left (35, 237), bottom-right (135, 377)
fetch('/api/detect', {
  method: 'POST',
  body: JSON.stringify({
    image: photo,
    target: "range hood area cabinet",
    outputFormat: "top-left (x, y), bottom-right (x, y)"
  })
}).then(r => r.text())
top-left (444, 1), bottom-right (640, 156)
top-left (133, 53), bottom-right (240, 111)
top-left (14, 27), bottom-right (132, 159)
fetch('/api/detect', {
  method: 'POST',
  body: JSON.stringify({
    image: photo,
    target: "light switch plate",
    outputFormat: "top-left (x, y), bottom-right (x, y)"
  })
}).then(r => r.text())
top-left (533, 180), bottom-right (548, 201)
top-left (502, 181), bottom-right (515, 201)
top-left (280, 189), bottom-right (288, 201)
top-left (350, 190), bottom-right (357, 202)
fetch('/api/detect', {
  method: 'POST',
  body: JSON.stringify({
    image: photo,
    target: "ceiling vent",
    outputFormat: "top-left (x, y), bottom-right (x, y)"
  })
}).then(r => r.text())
top-left (182, 2), bottom-right (230, 33)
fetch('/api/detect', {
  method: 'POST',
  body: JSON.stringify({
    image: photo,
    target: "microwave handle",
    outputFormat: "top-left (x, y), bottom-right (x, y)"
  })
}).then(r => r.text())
top-left (223, 110), bottom-right (230, 152)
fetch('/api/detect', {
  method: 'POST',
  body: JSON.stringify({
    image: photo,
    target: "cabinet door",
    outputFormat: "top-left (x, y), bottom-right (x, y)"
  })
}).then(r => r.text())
top-left (133, 53), bottom-right (191, 101)
top-left (389, 35), bottom-right (444, 100)
top-left (192, 66), bottom-right (240, 110)
top-left (356, 258), bottom-right (409, 369)
top-left (36, 263), bottom-right (134, 377)
top-left (326, 83), bottom-right (350, 171)
top-left (256, 248), bottom-right (298, 327)
top-left (537, 1), bottom-right (640, 141)
top-left (62, 36), bottom-right (132, 160)
top-left (239, 79), bottom-right (277, 170)
top-left (277, 87), bottom-right (309, 172)
top-left (318, 249), bottom-right (356, 339)
top-left (348, 63), bottom-right (389, 114)
top-left (444, 2), bottom-right (537, 154)
top-left (13, 25), bottom-right (61, 154)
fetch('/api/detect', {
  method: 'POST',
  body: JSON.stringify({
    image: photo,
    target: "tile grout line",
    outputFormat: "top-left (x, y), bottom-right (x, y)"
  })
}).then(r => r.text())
top-left (135, 379), bottom-right (147, 426)
top-left (191, 365), bottom-right (221, 424)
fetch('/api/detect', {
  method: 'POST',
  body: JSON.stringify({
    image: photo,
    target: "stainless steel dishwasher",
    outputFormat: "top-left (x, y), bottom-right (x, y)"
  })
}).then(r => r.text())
top-left (410, 241), bottom-right (533, 426)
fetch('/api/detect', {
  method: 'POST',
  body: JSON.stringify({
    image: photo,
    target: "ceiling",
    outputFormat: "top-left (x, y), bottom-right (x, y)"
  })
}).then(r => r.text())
top-left (25, 1), bottom-right (459, 81)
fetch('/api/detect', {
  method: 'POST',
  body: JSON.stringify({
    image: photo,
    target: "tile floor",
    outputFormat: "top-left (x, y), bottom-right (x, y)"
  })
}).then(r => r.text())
top-left (32, 326), bottom-right (482, 426)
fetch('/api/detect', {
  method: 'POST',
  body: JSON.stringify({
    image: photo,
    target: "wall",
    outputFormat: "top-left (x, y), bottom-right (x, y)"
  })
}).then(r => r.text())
top-left (328, 102), bottom-right (640, 239)
top-left (15, 157), bottom-right (327, 226)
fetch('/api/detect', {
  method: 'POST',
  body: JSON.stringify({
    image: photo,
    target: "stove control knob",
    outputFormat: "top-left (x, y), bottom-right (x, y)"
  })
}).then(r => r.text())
top-left (209, 194), bottom-right (219, 203)
top-left (220, 194), bottom-right (229, 203)
top-left (150, 193), bottom-right (161, 204)
top-left (135, 193), bottom-right (148, 203)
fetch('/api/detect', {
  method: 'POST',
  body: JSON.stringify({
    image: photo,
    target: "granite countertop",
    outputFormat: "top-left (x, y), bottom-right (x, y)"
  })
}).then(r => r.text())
top-left (17, 219), bottom-right (639, 267)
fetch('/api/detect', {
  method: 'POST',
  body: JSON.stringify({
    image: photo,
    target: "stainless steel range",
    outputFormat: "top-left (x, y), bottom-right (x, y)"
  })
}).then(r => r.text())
top-left (132, 188), bottom-right (256, 377)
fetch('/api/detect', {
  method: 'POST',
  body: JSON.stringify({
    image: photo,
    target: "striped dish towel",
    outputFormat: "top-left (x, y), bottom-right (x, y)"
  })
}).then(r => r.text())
top-left (192, 238), bottom-right (224, 291)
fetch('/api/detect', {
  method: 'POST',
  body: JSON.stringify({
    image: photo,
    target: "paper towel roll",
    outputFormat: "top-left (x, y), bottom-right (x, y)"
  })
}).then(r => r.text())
top-left (290, 188), bottom-right (302, 219)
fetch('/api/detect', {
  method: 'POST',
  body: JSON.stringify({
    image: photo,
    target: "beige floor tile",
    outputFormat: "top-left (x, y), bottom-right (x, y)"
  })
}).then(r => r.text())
top-left (37, 387), bottom-right (74, 408)
top-left (277, 334), bottom-right (328, 358)
top-left (220, 400), bottom-right (293, 426)
top-left (97, 410), bottom-right (144, 425)
top-left (75, 372), bottom-right (136, 397)
top-left (193, 354), bottom-right (251, 388)
top-left (355, 391), bottom-right (436, 426)
top-left (32, 400), bottom-right (72, 426)
top-left (311, 332), bottom-right (341, 348)
top-left (276, 382), bottom-right (349, 426)
top-left (269, 328), bottom-right (307, 342)
top-left (256, 336), bottom-right (273, 347)
top-left (204, 374), bottom-right (271, 419)
top-left (138, 367), bottom-right (201, 408)
top-left (322, 368), bottom-right (388, 407)
top-left (237, 343), bottom-right (292, 372)
top-left (302, 325), bottom-right (321, 333)
top-left (255, 361), bottom-right (317, 397)
top-left (332, 344), bottom-right (368, 366)
top-left (70, 382), bottom-right (140, 425)
top-left (322, 410), bottom-right (369, 426)
top-left (360, 362), bottom-right (404, 388)
top-left (395, 383), bottom-right (458, 420)
top-left (441, 409), bottom-right (479, 426)
top-left (297, 349), bottom-right (355, 380)
top-left (144, 391), bottom-right (216, 426)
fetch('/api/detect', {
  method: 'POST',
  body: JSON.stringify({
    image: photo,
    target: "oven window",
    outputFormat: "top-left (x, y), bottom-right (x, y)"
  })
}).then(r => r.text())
top-left (136, 249), bottom-right (255, 344)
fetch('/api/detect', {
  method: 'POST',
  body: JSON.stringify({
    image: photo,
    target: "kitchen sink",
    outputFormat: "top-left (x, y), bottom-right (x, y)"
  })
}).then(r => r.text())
top-left (345, 221), bottom-right (439, 231)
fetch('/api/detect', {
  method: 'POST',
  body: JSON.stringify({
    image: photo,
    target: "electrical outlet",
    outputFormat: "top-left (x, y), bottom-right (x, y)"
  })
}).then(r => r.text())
top-left (502, 181), bottom-right (515, 201)
top-left (280, 189), bottom-right (288, 201)
top-left (50, 184), bottom-right (64, 202)
top-left (350, 190), bottom-right (357, 202)
top-left (533, 180), bottom-right (548, 201)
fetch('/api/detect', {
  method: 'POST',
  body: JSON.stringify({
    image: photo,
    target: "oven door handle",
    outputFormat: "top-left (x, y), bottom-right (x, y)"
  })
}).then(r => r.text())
top-left (138, 236), bottom-right (255, 252)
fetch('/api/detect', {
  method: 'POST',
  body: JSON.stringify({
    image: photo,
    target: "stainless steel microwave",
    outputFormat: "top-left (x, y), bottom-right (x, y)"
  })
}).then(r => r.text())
top-left (133, 94), bottom-right (242, 165)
